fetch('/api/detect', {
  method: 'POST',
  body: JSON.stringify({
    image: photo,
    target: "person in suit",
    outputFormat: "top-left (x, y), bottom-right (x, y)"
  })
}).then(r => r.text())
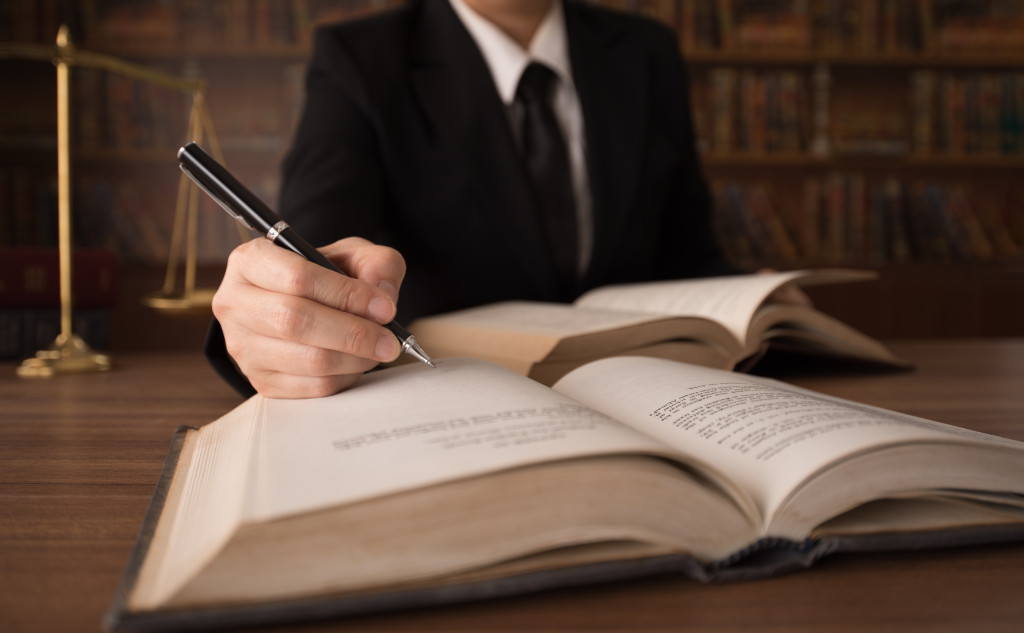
top-left (207, 0), bottom-right (737, 398)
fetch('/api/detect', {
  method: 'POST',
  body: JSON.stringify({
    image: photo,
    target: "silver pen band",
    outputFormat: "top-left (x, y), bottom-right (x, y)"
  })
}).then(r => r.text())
top-left (266, 220), bottom-right (289, 242)
top-left (400, 335), bottom-right (416, 354)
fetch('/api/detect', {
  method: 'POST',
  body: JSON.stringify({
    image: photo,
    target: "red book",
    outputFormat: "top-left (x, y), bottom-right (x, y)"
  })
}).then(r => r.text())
top-left (0, 248), bottom-right (117, 309)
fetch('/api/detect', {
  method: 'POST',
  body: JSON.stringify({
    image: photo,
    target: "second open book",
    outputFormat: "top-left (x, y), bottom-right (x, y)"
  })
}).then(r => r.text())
top-left (107, 355), bottom-right (1024, 631)
top-left (409, 269), bottom-right (906, 384)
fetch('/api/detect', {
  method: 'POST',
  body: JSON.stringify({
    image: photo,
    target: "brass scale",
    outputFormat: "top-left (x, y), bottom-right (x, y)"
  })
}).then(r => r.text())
top-left (1, 26), bottom-right (244, 377)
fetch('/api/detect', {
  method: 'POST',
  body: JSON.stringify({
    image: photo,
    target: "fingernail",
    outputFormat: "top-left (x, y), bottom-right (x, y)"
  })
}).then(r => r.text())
top-left (377, 280), bottom-right (399, 301)
top-left (369, 296), bottom-right (395, 323)
top-left (376, 333), bottom-right (400, 361)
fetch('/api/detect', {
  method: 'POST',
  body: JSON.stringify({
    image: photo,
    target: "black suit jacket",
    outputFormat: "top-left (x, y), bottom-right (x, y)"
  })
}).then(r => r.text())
top-left (206, 0), bottom-right (735, 395)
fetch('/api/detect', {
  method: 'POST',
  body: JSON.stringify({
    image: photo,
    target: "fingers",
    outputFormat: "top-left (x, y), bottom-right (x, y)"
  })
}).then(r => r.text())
top-left (212, 237), bottom-right (409, 398)
top-left (231, 238), bottom-right (401, 325)
top-left (217, 280), bottom-right (401, 363)
top-left (322, 237), bottom-right (406, 303)
top-left (226, 332), bottom-right (379, 399)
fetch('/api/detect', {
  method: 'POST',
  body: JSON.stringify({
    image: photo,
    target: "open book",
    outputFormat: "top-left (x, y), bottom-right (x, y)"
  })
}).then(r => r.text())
top-left (107, 358), bottom-right (1024, 632)
top-left (408, 269), bottom-right (906, 385)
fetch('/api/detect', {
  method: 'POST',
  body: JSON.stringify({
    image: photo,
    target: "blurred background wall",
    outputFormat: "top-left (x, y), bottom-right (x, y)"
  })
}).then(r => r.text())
top-left (1, 0), bottom-right (1021, 356)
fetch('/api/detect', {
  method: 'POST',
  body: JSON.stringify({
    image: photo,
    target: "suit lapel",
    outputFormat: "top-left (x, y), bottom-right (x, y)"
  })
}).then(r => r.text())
top-left (565, 5), bottom-right (649, 288)
top-left (409, 0), bottom-right (561, 298)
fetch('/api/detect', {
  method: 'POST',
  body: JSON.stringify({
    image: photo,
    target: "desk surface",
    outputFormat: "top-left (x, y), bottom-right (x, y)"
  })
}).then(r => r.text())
top-left (2, 340), bottom-right (1023, 633)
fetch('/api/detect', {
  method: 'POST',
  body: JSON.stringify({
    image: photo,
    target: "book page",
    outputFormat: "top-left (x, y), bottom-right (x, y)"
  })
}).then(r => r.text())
top-left (553, 356), bottom-right (1000, 528)
top-left (131, 398), bottom-right (265, 609)
top-left (412, 301), bottom-right (742, 364)
top-left (413, 301), bottom-right (685, 362)
top-left (573, 269), bottom-right (873, 344)
top-left (749, 303), bottom-right (903, 364)
top-left (243, 359), bottom-right (689, 523)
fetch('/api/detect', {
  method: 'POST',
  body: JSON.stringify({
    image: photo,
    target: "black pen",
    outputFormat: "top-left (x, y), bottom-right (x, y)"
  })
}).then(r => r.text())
top-left (177, 141), bottom-right (435, 368)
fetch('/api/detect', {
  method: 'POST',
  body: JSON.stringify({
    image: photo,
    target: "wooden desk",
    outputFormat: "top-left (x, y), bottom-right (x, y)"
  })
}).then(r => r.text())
top-left (2, 340), bottom-right (1023, 633)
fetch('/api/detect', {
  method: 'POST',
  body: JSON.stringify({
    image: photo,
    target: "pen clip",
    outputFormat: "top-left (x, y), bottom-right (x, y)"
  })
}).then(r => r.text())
top-left (178, 162), bottom-right (258, 232)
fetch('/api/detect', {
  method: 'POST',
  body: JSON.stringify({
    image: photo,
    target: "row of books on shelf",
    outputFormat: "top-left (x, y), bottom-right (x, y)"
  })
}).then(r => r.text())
top-left (0, 308), bottom-right (110, 359)
top-left (6, 166), bottom-right (1021, 272)
top-left (73, 176), bottom-right (243, 265)
top-left (679, 0), bottom-right (1024, 55)
top-left (696, 66), bottom-right (1024, 158)
top-left (1, 169), bottom-right (242, 265)
top-left (0, 0), bottom-right (62, 44)
top-left (0, 247), bottom-right (117, 309)
top-left (700, 67), bottom-right (810, 154)
top-left (4, 0), bottom-right (1022, 56)
top-left (73, 69), bottom-right (188, 152)
top-left (1, 64), bottom-right (304, 155)
top-left (0, 169), bottom-right (58, 249)
top-left (0, 0), bottom-right (404, 50)
top-left (922, 0), bottom-right (1024, 52)
top-left (713, 175), bottom-right (1023, 270)
top-left (0, 0), bottom-right (551, 48)
top-left (67, 64), bottom-right (304, 153)
top-left (911, 70), bottom-right (1024, 156)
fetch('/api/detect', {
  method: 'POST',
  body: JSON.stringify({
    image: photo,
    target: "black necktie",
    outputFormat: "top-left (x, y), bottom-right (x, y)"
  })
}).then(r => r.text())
top-left (516, 62), bottom-right (578, 296)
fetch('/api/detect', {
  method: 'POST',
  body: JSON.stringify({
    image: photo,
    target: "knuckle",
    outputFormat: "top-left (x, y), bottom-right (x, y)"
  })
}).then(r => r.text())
top-left (381, 245), bottom-right (407, 276)
top-left (268, 297), bottom-right (312, 339)
top-left (342, 323), bottom-right (374, 355)
top-left (210, 287), bottom-right (232, 320)
top-left (301, 345), bottom-right (336, 377)
top-left (333, 285), bottom-right (365, 314)
top-left (224, 339), bottom-right (248, 367)
top-left (375, 243), bottom-right (404, 263)
top-left (302, 376), bottom-right (345, 399)
top-left (224, 243), bottom-right (247, 268)
top-left (225, 240), bottom-right (259, 274)
top-left (278, 259), bottom-right (317, 297)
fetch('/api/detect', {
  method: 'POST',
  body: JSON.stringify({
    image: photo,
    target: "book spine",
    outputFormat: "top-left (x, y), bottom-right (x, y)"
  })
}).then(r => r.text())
top-left (0, 248), bottom-right (118, 309)
top-left (823, 172), bottom-right (847, 265)
top-left (883, 178), bottom-right (911, 264)
top-left (860, 0), bottom-right (880, 52)
top-left (716, 0), bottom-right (735, 50)
top-left (711, 181), bottom-right (754, 267)
top-left (800, 177), bottom-right (822, 265)
top-left (0, 308), bottom-right (110, 359)
top-left (910, 70), bottom-right (936, 155)
top-left (916, 0), bottom-right (935, 51)
top-left (845, 173), bottom-right (866, 264)
top-left (708, 67), bottom-right (737, 153)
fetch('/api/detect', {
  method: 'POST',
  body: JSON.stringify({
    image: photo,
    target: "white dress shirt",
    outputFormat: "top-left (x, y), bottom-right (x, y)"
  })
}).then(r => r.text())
top-left (448, 0), bottom-right (593, 276)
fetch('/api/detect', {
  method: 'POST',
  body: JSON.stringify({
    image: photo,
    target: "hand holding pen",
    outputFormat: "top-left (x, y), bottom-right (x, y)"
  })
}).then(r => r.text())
top-left (179, 142), bottom-right (434, 399)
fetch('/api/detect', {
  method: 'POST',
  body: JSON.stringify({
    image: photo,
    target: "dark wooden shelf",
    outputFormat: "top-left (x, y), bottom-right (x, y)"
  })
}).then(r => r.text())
top-left (77, 42), bottom-right (312, 62)
top-left (684, 48), bottom-right (1024, 68)
top-left (700, 152), bottom-right (1024, 169)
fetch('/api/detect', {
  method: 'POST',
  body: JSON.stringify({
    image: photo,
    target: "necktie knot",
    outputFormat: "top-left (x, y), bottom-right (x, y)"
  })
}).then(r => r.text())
top-left (517, 62), bottom-right (557, 105)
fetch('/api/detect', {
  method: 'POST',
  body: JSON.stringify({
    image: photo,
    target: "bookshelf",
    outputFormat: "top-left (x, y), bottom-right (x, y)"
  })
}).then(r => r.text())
top-left (672, 0), bottom-right (1024, 337)
top-left (0, 1), bottom-right (406, 352)
top-left (1, 1), bottom-right (404, 264)
top-left (673, 0), bottom-right (1024, 272)
top-left (1, 0), bottom-right (1022, 351)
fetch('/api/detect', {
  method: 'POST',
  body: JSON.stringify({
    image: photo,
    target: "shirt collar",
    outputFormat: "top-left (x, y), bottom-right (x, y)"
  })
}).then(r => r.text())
top-left (448, 0), bottom-right (572, 105)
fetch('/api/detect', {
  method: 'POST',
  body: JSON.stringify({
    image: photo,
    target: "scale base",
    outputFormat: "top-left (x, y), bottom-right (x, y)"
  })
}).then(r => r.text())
top-left (17, 333), bottom-right (113, 378)
top-left (142, 288), bottom-right (216, 316)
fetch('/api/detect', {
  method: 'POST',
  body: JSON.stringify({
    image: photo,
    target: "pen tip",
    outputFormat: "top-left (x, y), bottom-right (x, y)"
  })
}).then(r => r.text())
top-left (402, 337), bottom-right (437, 368)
